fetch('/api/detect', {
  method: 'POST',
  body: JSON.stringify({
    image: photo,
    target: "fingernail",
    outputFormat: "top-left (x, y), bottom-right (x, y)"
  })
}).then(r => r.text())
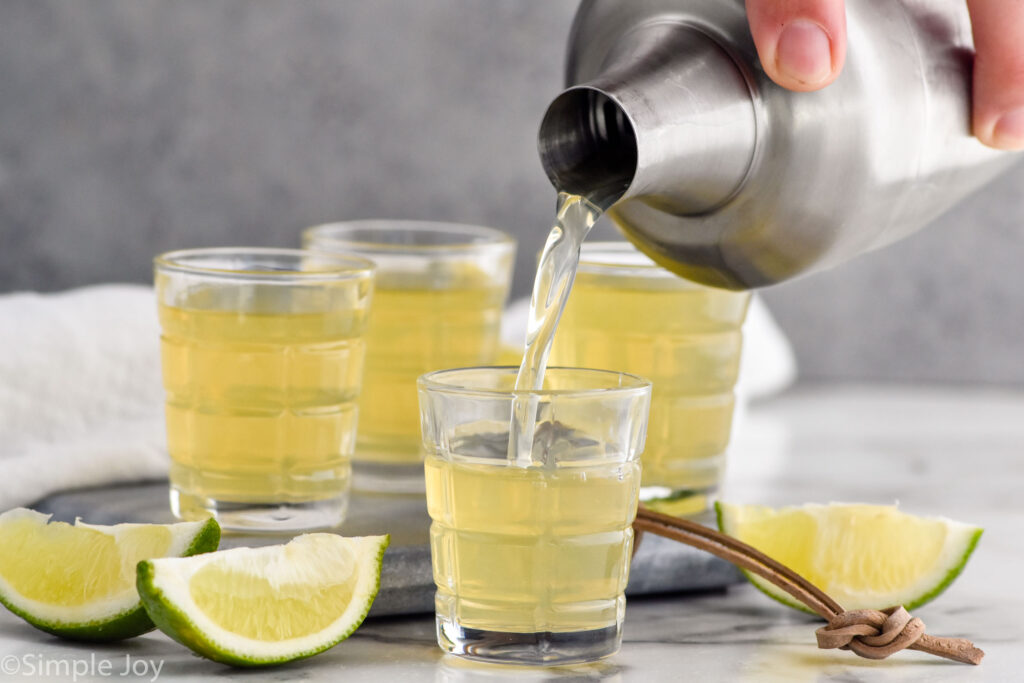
top-left (992, 108), bottom-right (1024, 150)
top-left (775, 19), bottom-right (833, 86)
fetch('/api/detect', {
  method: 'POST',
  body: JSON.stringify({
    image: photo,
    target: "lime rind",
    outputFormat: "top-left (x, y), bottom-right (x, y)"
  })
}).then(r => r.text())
top-left (137, 534), bottom-right (390, 667)
top-left (902, 525), bottom-right (982, 612)
top-left (715, 501), bottom-right (983, 614)
top-left (182, 517), bottom-right (223, 561)
top-left (0, 510), bottom-right (220, 641)
top-left (0, 585), bottom-right (156, 642)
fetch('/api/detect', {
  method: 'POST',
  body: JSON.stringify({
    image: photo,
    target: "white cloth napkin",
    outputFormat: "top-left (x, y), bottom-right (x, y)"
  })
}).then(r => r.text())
top-left (0, 285), bottom-right (167, 510)
top-left (0, 286), bottom-right (796, 510)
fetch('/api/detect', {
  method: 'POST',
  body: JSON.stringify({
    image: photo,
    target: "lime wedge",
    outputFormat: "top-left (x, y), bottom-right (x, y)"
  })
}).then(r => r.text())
top-left (715, 502), bottom-right (982, 613)
top-left (137, 533), bottom-right (389, 667)
top-left (0, 508), bottom-right (220, 641)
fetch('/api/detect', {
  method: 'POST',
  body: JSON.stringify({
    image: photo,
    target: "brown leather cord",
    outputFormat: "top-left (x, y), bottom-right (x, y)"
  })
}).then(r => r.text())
top-left (633, 505), bottom-right (984, 665)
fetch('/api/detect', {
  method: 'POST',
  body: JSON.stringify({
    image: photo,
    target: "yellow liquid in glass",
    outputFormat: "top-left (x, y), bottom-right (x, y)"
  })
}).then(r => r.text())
top-left (356, 282), bottom-right (506, 464)
top-left (425, 455), bottom-right (639, 633)
top-left (159, 303), bottom-right (368, 503)
top-left (549, 269), bottom-right (749, 495)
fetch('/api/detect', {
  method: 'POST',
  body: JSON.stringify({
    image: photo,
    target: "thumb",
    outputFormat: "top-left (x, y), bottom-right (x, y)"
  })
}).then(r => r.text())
top-left (745, 0), bottom-right (847, 92)
top-left (968, 0), bottom-right (1024, 150)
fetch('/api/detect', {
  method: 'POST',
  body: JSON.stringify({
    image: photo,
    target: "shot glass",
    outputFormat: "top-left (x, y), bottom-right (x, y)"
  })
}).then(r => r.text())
top-left (419, 367), bottom-right (651, 665)
top-left (304, 221), bottom-right (515, 493)
top-left (155, 248), bottom-right (375, 532)
top-left (548, 242), bottom-right (751, 514)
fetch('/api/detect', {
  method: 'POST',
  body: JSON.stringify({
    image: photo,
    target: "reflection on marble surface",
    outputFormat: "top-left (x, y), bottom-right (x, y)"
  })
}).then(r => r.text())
top-left (2, 385), bottom-right (1023, 681)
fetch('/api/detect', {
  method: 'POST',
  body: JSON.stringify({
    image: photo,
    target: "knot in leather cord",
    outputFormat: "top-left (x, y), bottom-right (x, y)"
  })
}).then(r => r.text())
top-left (816, 607), bottom-right (925, 659)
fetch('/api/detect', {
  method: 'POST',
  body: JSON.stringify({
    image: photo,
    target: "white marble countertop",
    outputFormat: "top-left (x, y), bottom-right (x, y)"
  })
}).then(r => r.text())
top-left (2, 384), bottom-right (1022, 682)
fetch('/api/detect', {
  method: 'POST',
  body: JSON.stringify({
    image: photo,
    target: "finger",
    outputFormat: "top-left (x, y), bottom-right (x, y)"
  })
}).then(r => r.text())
top-left (745, 0), bottom-right (847, 92)
top-left (967, 0), bottom-right (1024, 150)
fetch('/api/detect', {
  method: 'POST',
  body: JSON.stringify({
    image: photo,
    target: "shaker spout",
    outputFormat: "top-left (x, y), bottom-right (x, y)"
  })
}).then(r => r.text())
top-left (538, 87), bottom-right (638, 210)
top-left (538, 22), bottom-right (758, 214)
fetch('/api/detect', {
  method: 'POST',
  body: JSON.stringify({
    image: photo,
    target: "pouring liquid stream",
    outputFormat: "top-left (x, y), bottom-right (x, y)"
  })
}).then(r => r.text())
top-left (508, 192), bottom-right (603, 465)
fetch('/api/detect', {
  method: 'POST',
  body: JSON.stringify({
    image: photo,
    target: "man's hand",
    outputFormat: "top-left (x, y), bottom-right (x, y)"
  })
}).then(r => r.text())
top-left (744, 0), bottom-right (1024, 150)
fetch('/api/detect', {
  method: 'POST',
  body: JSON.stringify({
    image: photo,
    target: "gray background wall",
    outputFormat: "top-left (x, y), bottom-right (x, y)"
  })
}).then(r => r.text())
top-left (2, 0), bottom-right (1023, 385)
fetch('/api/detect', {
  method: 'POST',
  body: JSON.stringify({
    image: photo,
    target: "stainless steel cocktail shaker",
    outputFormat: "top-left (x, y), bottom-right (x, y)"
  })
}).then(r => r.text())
top-left (538, 0), bottom-right (1021, 289)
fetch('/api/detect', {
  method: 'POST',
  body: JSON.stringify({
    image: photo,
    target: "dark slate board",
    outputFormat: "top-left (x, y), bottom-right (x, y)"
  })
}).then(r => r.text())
top-left (32, 481), bottom-right (742, 617)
